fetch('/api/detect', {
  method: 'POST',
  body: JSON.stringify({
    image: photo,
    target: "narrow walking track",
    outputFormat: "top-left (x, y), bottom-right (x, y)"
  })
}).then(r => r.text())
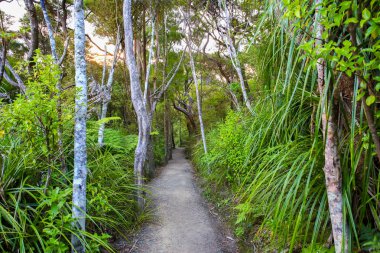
top-left (131, 148), bottom-right (236, 253)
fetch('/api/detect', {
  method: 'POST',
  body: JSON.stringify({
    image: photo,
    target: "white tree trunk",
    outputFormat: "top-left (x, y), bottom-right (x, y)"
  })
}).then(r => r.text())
top-left (143, 16), bottom-right (157, 178)
top-left (315, 0), bottom-right (348, 252)
top-left (123, 0), bottom-right (151, 209)
top-left (188, 48), bottom-right (207, 154)
top-left (143, 16), bottom-right (156, 105)
top-left (218, 0), bottom-right (253, 113)
top-left (40, 0), bottom-right (58, 61)
top-left (98, 30), bottom-right (121, 147)
top-left (182, 8), bottom-right (208, 154)
top-left (71, 0), bottom-right (87, 252)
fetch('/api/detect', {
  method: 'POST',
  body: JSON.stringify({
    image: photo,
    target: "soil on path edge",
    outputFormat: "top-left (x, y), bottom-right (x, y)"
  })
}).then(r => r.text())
top-left (129, 148), bottom-right (237, 253)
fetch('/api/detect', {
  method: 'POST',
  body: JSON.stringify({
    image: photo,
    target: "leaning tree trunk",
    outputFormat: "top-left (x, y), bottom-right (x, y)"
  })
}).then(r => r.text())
top-left (315, 0), bottom-right (348, 252)
top-left (123, 0), bottom-right (151, 209)
top-left (187, 44), bottom-right (208, 154)
top-left (182, 6), bottom-right (207, 153)
top-left (218, 0), bottom-right (253, 113)
top-left (40, 0), bottom-right (68, 177)
top-left (71, 0), bottom-right (87, 252)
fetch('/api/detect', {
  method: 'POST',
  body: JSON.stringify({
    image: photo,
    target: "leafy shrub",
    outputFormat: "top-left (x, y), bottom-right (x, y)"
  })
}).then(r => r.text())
top-left (194, 110), bottom-right (249, 187)
top-left (0, 55), bottom-right (139, 252)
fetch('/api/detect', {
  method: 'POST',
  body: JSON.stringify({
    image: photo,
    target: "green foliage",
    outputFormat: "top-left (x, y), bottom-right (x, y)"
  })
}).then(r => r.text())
top-left (1, 51), bottom-right (60, 156)
top-left (0, 54), bottom-right (141, 252)
top-left (0, 141), bottom-right (115, 252)
top-left (284, 0), bottom-right (380, 106)
top-left (194, 111), bottom-right (248, 186)
top-left (193, 2), bottom-right (380, 251)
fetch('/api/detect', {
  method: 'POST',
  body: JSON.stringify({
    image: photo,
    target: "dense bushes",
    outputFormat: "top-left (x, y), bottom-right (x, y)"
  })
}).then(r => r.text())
top-left (0, 56), bottom-right (142, 252)
top-left (193, 92), bottom-right (330, 251)
top-left (0, 128), bottom-right (143, 252)
top-left (193, 7), bottom-right (380, 250)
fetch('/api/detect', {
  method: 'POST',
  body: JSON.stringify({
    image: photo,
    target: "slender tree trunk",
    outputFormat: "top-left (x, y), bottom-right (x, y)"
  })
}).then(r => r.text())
top-left (315, 1), bottom-right (348, 252)
top-left (171, 121), bottom-right (175, 150)
top-left (143, 16), bottom-right (155, 105)
top-left (362, 95), bottom-right (380, 161)
top-left (187, 45), bottom-right (207, 154)
top-left (24, 0), bottom-right (39, 71)
top-left (164, 92), bottom-right (172, 162)
top-left (98, 98), bottom-right (109, 147)
top-left (40, 0), bottom-right (68, 174)
top-left (98, 30), bottom-right (121, 147)
top-left (153, 24), bottom-right (160, 95)
top-left (123, 0), bottom-right (151, 209)
top-left (182, 6), bottom-right (207, 152)
top-left (218, 0), bottom-right (252, 113)
top-left (348, 22), bottom-right (380, 162)
top-left (40, 0), bottom-right (58, 61)
top-left (143, 15), bottom-right (157, 179)
top-left (71, 0), bottom-right (87, 251)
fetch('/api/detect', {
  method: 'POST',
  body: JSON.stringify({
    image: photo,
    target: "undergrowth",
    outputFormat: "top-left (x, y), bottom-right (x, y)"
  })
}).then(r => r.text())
top-left (0, 55), bottom-right (152, 252)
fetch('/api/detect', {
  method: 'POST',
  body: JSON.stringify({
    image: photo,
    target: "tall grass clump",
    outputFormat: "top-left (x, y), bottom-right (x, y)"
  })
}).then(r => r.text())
top-left (0, 55), bottom-right (141, 252)
top-left (194, 3), bottom-right (380, 251)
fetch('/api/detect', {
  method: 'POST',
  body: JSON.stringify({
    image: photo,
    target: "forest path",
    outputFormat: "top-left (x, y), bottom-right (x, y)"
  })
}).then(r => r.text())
top-left (130, 148), bottom-right (236, 253)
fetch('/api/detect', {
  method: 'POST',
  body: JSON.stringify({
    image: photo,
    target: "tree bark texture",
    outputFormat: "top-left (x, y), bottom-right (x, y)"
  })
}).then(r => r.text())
top-left (315, 0), bottom-right (348, 252)
top-left (123, 0), bottom-right (151, 209)
top-left (40, 0), bottom-right (58, 61)
top-left (71, 0), bottom-right (87, 251)
top-left (98, 30), bottom-right (121, 147)
top-left (218, 0), bottom-right (253, 113)
top-left (24, 0), bottom-right (39, 70)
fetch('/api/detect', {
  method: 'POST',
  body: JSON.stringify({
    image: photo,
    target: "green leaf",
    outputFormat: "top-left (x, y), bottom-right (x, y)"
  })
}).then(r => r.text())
top-left (295, 5), bottom-right (301, 18)
top-left (365, 24), bottom-right (379, 38)
top-left (362, 8), bottom-right (371, 21)
top-left (356, 91), bottom-right (365, 101)
top-left (97, 116), bottom-right (121, 125)
top-left (360, 19), bottom-right (367, 28)
top-left (344, 17), bottom-right (358, 24)
top-left (366, 95), bottom-right (376, 106)
top-left (340, 1), bottom-right (352, 11)
top-left (342, 40), bottom-right (352, 47)
top-left (373, 17), bottom-right (380, 23)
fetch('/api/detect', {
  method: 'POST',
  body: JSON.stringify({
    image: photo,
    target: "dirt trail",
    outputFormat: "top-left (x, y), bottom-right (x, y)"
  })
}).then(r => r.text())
top-left (131, 148), bottom-right (236, 253)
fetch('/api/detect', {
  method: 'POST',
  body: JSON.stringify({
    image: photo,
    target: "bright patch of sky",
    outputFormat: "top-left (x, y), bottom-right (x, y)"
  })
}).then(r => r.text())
top-left (0, 0), bottom-right (115, 60)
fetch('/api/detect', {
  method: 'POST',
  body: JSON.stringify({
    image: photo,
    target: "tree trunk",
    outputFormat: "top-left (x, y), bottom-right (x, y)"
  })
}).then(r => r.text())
top-left (187, 44), bottom-right (207, 154)
top-left (218, 0), bottom-right (253, 113)
top-left (182, 5), bottom-right (207, 151)
top-left (98, 30), bottom-right (121, 147)
top-left (143, 16), bottom-right (155, 105)
top-left (24, 0), bottom-right (39, 71)
top-left (40, 0), bottom-right (58, 61)
top-left (71, 0), bottom-right (87, 252)
top-left (164, 92), bottom-right (172, 163)
top-left (171, 121), bottom-right (175, 150)
top-left (123, 0), bottom-right (151, 210)
top-left (142, 15), bottom-right (157, 179)
top-left (315, 0), bottom-right (348, 252)
top-left (40, 0), bottom-right (68, 174)
top-left (145, 134), bottom-right (155, 179)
